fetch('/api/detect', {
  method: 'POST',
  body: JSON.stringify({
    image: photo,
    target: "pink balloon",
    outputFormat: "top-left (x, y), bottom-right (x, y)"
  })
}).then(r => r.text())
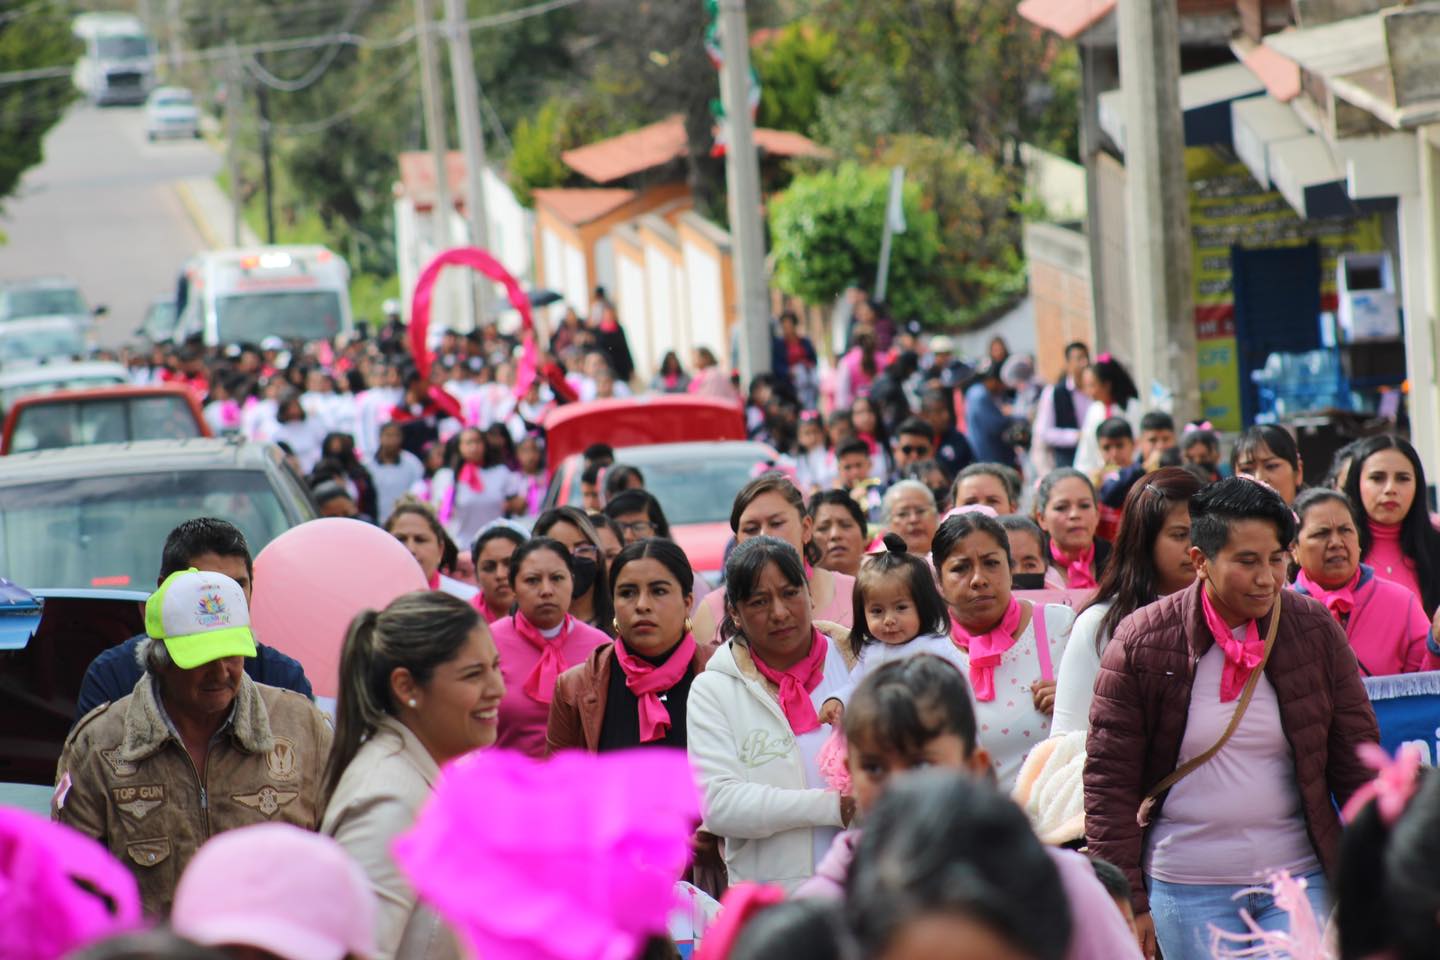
top-left (250, 518), bottom-right (428, 700)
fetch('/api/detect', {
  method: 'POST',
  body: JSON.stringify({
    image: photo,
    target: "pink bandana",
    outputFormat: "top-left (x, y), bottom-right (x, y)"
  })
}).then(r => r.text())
top-left (514, 611), bottom-right (573, 704)
top-left (427, 570), bottom-right (441, 591)
top-left (1200, 586), bottom-right (1266, 703)
top-left (950, 598), bottom-right (1023, 702)
top-left (458, 461), bottom-right (485, 492)
top-left (1049, 539), bottom-right (1097, 590)
top-left (749, 628), bottom-right (828, 735)
top-left (613, 634), bottom-right (697, 742)
top-left (1295, 567), bottom-right (1360, 623)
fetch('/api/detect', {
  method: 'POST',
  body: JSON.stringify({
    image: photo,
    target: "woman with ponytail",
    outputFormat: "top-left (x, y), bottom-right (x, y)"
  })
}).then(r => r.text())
top-left (321, 591), bottom-right (504, 960)
top-left (547, 539), bottom-right (709, 753)
top-left (429, 426), bottom-right (526, 548)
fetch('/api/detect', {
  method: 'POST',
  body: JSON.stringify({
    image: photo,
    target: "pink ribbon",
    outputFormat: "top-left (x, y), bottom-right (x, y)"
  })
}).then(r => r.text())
top-left (950, 597), bottom-right (1023, 702)
top-left (1341, 742), bottom-right (1422, 825)
top-left (612, 634), bottom-right (696, 743)
top-left (749, 628), bottom-right (828, 735)
top-left (409, 247), bottom-right (533, 382)
top-left (1049, 539), bottom-right (1097, 591)
top-left (1200, 586), bottom-right (1266, 703)
top-left (514, 611), bottom-right (572, 704)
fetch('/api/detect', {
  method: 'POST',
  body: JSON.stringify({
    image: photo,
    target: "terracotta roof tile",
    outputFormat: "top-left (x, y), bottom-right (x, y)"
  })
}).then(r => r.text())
top-left (562, 115), bottom-right (828, 184)
top-left (532, 188), bottom-right (638, 226)
top-left (753, 128), bottom-right (828, 158)
top-left (1018, 0), bottom-right (1115, 39)
top-left (397, 150), bottom-right (471, 211)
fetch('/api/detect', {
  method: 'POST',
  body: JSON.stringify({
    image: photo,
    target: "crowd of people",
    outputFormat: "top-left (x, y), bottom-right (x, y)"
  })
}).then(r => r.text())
top-left (19, 294), bottom-right (1440, 960)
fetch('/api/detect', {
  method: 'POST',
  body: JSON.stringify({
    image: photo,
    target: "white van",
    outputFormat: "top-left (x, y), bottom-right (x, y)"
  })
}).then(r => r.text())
top-left (173, 246), bottom-right (354, 347)
top-left (72, 13), bottom-right (156, 106)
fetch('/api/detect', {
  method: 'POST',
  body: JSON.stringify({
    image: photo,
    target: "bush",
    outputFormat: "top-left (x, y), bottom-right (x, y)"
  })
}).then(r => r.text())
top-left (508, 99), bottom-right (575, 207)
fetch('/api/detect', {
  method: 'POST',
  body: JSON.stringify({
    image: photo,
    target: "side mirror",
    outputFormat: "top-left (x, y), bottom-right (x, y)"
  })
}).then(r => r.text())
top-left (93, 305), bottom-right (109, 317)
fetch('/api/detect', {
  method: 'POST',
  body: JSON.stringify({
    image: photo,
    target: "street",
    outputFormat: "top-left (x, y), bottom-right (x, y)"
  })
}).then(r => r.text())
top-left (0, 103), bottom-right (214, 346)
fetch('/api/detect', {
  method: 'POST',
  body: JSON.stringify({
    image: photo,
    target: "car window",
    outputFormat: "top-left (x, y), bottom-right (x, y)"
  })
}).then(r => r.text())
top-left (217, 291), bottom-right (342, 343)
top-left (1, 289), bottom-right (85, 320)
top-left (9, 396), bottom-right (200, 453)
top-left (0, 324), bottom-right (84, 362)
top-left (0, 470), bottom-right (292, 589)
top-left (566, 451), bottom-right (764, 526)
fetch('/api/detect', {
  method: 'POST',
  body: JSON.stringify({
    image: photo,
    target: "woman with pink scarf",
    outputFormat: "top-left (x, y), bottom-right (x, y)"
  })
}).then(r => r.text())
top-left (429, 427), bottom-right (526, 548)
top-left (489, 538), bottom-right (609, 757)
top-left (1290, 487), bottom-right (1436, 676)
top-left (1037, 468), bottom-right (1111, 592)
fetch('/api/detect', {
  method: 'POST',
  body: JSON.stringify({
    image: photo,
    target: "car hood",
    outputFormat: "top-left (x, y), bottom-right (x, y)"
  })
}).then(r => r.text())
top-left (670, 521), bottom-right (734, 581)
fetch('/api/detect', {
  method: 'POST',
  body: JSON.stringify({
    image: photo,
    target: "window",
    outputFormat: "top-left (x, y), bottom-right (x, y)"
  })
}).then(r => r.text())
top-left (9, 396), bottom-right (200, 453)
top-left (2, 289), bottom-right (85, 321)
top-left (216, 291), bottom-right (343, 343)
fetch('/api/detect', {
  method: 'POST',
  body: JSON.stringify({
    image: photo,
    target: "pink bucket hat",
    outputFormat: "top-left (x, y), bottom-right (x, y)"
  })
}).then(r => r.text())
top-left (0, 807), bottom-right (141, 959)
top-left (170, 823), bottom-right (376, 960)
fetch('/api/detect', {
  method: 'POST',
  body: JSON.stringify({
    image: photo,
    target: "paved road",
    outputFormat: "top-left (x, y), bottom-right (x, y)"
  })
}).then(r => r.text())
top-left (0, 104), bottom-right (217, 347)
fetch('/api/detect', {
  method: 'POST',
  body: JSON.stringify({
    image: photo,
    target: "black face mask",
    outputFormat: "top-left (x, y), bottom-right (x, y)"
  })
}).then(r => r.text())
top-left (571, 556), bottom-right (599, 597)
top-left (1012, 573), bottom-right (1048, 590)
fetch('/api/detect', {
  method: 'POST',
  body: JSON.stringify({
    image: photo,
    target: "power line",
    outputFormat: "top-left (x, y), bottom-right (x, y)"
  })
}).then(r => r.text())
top-left (264, 55), bottom-right (417, 136)
top-left (243, 0), bottom-right (373, 93)
top-left (0, 0), bottom-right (582, 87)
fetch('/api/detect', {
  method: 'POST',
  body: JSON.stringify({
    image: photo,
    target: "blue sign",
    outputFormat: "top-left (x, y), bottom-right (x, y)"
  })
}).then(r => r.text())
top-left (1363, 672), bottom-right (1440, 765)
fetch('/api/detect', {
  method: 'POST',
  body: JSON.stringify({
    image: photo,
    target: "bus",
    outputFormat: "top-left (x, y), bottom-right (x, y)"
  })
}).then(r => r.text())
top-left (72, 13), bottom-right (156, 106)
top-left (173, 246), bottom-right (354, 347)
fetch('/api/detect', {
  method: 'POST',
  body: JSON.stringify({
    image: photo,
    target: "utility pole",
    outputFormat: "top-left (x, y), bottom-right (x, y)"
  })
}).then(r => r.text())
top-left (166, 0), bottom-right (182, 77)
top-left (442, 0), bottom-right (492, 326)
top-left (414, 0), bottom-right (452, 257)
top-left (256, 84), bottom-right (276, 245)
top-left (1117, 0), bottom-right (1198, 420)
top-left (717, 0), bottom-right (771, 381)
top-left (224, 41), bottom-right (243, 247)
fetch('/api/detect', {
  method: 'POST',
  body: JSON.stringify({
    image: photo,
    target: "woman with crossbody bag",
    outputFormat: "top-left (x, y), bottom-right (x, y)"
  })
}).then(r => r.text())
top-left (1085, 478), bottom-right (1379, 960)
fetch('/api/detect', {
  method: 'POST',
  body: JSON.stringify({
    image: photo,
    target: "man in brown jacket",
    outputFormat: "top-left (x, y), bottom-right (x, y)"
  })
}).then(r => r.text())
top-left (1084, 477), bottom-right (1377, 960)
top-left (54, 568), bottom-right (331, 916)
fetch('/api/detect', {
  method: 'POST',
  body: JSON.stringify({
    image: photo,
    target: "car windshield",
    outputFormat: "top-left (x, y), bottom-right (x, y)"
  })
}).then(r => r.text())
top-left (0, 470), bottom-right (291, 589)
top-left (143, 301), bottom-right (176, 339)
top-left (567, 450), bottom-right (765, 525)
top-left (216, 291), bottom-right (342, 343)
top-left (0, 325), bottom-right (84, 363)
top-left (0, 374), bottom-right (126, 410)
top-left (153, 93), bottom-right (192, 108)
top-left (4, 288), bottom-right (85, 319)
top-left (96, 35), bottom-right (150, 59)
top-left (9, 396), bottom-right (202, 453)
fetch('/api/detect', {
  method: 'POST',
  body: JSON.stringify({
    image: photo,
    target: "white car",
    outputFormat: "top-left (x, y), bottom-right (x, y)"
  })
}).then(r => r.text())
top-left (144, 86), bottom-right (200, 141)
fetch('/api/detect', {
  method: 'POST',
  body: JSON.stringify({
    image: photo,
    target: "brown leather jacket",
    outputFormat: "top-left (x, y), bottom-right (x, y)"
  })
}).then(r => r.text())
top-left (55, 674), bottom-right (332, 916)
top-left (546, 640), bottom-right (711, 753)
top-left (1084, 581), bottom-right (1378, 914)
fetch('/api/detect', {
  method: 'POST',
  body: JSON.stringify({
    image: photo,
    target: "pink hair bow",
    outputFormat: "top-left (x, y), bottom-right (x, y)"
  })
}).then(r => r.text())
top-left (1341, 742), bottom-right (1422, 826)
top-left (1096, 352), bottom-right (1113, 364)
top-left (1186, 420), bottom-right (1215, 432)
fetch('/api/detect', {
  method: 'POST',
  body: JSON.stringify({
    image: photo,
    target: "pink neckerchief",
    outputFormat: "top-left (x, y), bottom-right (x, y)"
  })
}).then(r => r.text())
top-left (1200, 586), bottom-right (1265, 703)
top-left (438, 462), bottom-right (485, 525)
top-left (613, 634), bottom-right (697, 742)
top-left (950, 598), bottom-right (1024, 702)
top-left (749, 628), bottom-right (828, 735)
top-left (1294, 567), bottom-right (1360, 623)
top-left (1049, 539), bottom-right (1097, 590)
top-left (514, 611), bottom-right (573, 704)
top-left (427, 570), bottom-right (441, 591)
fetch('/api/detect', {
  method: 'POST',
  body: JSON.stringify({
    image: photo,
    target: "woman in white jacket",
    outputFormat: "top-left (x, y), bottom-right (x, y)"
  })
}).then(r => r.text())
top-left (687, 536), bottom-right (856, 892)
top-left (1072, 354), bottom-right (1143, 476)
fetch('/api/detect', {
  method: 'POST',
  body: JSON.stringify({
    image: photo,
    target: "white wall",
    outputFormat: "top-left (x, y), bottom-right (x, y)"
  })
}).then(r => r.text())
top-left (682, 236), bottom-right (724, 368)
top-left (617, 253), bottom-right (652, 380)
top-left (644, 243), bottom-right (679, 361)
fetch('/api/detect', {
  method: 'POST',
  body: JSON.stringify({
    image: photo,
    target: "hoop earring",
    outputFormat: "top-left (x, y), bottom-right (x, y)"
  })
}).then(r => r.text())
top-left (613, 618), bottom-right (621, 634)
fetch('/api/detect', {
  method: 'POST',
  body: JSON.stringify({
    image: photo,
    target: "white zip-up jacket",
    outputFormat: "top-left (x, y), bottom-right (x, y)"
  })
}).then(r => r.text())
top-left (687, 637), bottom-right (849, 891)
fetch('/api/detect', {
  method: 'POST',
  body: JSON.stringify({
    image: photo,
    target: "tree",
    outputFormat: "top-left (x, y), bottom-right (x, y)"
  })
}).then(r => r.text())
top-left (751, 21), bottom-right (838, 135)
top-left (0, 3), bottom-right (77, 215)
top-left (770, 163), bottom-right (942, 325)
top-left (507, 97), bottom-right (576, 206)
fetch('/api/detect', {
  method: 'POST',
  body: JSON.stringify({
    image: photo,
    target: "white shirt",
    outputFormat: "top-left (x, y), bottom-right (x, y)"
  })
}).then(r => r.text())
top-left (366, 451), bottom-right (426, 523)
top-left (431, 464), bottom-right (525, 548)
top-left (1051, 601), bottom-right (1111, 736)
top-left (1073, 397), bottom-right (1141, 476)
top-left (436, 574), bottom-right (479, 603)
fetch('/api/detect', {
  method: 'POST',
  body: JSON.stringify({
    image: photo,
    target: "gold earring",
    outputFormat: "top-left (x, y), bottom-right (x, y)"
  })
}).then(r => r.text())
top-left (684, 617), bottom-right (694, 635)
top-left (613, 618), bottom-right (621, 634)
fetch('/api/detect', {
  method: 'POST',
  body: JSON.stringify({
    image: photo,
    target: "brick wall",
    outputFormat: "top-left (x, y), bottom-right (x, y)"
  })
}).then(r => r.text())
top-left (1025, 222), bottom-right (1095, 382)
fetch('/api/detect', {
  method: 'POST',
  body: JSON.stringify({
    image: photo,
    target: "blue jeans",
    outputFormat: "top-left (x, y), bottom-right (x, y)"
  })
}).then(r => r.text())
top-left (1147, 870), bottom-right (1328, 960)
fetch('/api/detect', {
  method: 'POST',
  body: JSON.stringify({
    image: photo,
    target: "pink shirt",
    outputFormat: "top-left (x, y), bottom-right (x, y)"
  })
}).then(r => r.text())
top-left (1365, 521), bottom-right (1424, 607)
top-left (1293, 566), bottom-right (1433, 676)
top-left (700, 570), bottom-right (855, 646)
top-left (489, 614), bottom-right (610, 757)
top-left (1146, 638), bottom-right (1320, 884)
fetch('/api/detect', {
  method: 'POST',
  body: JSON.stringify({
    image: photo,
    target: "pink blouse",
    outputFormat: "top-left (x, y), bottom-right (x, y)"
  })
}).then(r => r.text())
top-left (488, 614), bottom-right (610, 757)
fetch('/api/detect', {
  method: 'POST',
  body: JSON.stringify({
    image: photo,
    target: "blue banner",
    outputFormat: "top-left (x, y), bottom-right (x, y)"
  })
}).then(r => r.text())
top-left (1363, 671), bottom-right (1440, 764)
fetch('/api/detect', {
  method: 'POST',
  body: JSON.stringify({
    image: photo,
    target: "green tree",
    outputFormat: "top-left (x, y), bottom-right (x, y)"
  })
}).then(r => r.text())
top-left (0, 3), bottom-right (77, 215)
top-left (752, 21), bottom-right (838, 135)
top-left (770, 163), bottom-right (942, 325)
top-left (507, 97), bottom-right (576, 206)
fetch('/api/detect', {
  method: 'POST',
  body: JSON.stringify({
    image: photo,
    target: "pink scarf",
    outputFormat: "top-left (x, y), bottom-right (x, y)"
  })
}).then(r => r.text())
top-left (613, 634), bottom-right (697, 743)
top-left (1050, 539), bottom-right (1097, 590)
top-left (1200, 586), bottom-right (1265, 703)
top-left (458, 462), bottom-right (485, 492)
top-left (427, 571), bottom-right (441, 590)
top-left (749, 628), bottom-right (828, 735)
top-left (1295, 567), bottom-right (1360, 623)
top-left (950, 598), bottom-right (1023, 702)
top-left (515, 611), bottom-right (573, 704)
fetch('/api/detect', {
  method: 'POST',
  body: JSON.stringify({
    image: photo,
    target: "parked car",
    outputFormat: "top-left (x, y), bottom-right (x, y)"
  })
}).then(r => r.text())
top-left (0, 437), bottom-right (316, 592)
top-left (0, 277), bottom-right (104, 324)
top-left (0, 361), bottom-right (128, 412)
top-left (2, 384), bottom-right (210, 454)
top-left (144, 85), bottom-right (200, 140)
top-left (0, 316), bottom-right (91, 365)
top-left (137, 295), bottom-right (177, 342)
top-left (540, 396), bottom-right (766, 582)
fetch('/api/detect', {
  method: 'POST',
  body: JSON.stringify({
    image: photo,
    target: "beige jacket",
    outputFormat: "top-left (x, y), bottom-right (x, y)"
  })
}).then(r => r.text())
top-left (55, 674), bottom-right (332, 916)
top-left (321, 717), bottom-right (460, 960)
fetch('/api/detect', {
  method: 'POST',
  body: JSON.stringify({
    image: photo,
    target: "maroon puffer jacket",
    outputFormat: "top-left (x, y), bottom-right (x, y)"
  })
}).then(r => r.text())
top-left (1084, 581), bottom-right (1378, 914)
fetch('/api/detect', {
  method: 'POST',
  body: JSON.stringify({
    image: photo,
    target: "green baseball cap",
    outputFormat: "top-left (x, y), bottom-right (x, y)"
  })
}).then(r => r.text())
top-left (145, 568), bottom-right (257, 670)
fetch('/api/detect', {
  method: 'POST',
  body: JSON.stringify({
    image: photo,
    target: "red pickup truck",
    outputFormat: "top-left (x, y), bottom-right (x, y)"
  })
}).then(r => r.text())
top-left (1, 384), bottom-right (210, 454)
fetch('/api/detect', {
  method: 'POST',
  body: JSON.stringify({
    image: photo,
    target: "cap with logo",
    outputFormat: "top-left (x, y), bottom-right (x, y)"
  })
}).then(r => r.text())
top-left (145, 568), bottom-right (257, 670)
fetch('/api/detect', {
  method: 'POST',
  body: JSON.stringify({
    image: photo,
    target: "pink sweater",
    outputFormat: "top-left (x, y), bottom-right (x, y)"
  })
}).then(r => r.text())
top-left (488, 614), bottom-right (610, 757)
top-left (1293, 566), bottom-right (1433, 676)
top-left (796, 829), bottom-right (1142, 960)
top-left (1365, 521), bottom-right (1424, 608)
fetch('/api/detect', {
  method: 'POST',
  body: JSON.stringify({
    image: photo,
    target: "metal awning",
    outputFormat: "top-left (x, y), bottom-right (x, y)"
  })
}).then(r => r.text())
top-left (1099, 62), bottom-right (1265, 154)
top-left (1231, 96), bottom-right (1309, 188)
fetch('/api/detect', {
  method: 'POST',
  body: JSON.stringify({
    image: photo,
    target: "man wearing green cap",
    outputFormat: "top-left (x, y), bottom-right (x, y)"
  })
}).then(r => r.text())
top-left (54, 568), bottom-right (332, 916)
